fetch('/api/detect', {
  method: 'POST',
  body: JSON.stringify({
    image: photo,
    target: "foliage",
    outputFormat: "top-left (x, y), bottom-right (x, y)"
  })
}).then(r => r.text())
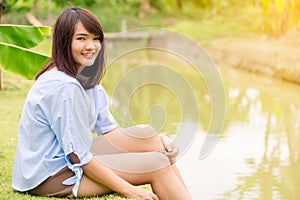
top-left (259, 0), bottom-right (300, 37)
top-left (2, 0), bottom-right (300, 35)
top-left (2, 0), bottom-right (300, 36)
top-left (0, 24), bottom-right (50, 79)
top-left (0, 24), bottom-right (50, 48)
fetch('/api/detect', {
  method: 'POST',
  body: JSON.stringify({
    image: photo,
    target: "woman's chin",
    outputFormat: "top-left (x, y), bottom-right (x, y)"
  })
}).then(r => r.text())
top-left (81, 60), bottom-right (96, 67)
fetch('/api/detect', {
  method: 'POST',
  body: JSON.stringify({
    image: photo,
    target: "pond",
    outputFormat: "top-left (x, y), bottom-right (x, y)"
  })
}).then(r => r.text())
top-left (102, 34), bottom-right (300, 200)
top-left (177, 67), bottom-right (300, 200)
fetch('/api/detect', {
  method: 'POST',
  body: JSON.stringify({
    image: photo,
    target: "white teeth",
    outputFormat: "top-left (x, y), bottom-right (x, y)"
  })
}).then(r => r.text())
top-left (82, 53), bottom-right (94, 57)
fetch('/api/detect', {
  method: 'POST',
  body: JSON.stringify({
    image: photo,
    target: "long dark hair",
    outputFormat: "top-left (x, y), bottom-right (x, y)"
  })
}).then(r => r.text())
top-left (35, 7), bottom-right (105, 89)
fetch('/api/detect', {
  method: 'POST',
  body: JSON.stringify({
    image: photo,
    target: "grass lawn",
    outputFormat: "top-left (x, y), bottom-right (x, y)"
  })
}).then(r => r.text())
top-left (0, 70), bottom-right (137, 200)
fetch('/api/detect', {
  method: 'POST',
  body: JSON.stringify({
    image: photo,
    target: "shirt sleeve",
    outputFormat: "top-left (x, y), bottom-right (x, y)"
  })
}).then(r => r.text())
top-left (50, 83), bottom-right (93, 197)
top-left (93, 85), bottom-right (118, 135)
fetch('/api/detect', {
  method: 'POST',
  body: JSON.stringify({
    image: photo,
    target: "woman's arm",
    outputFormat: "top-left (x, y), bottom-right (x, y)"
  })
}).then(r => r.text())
top-left (70, 153), bottom-right (158, 199)
top-left (82, 158), bottom-right (135, 196)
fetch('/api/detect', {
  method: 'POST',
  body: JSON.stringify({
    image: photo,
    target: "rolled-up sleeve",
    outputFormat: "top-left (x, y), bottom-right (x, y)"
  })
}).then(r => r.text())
top-left (94, 85), bottom-right (118, 135)
top-left (50, 83), bottom-right (93, 197)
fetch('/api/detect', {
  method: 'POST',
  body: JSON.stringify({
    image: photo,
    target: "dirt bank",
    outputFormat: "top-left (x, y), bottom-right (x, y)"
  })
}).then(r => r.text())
top-left (205, 30), bottom-right (300, 85)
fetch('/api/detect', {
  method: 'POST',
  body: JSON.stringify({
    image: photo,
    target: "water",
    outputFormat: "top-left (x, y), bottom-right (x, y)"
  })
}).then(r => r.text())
top-left (102, 44), bottom-right (300, 199)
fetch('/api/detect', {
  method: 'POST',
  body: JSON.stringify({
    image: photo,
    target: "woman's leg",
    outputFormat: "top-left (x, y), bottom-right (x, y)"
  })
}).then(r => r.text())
top-left (114, 164), bottom-right (192, 200)
top-left (171, 164), bottom-right (190, 192)
top-left (78, 151), bottom-right (170, 198)
top-left (77, 175), bottom-right (112, 197)
top-left (104, 125), bottom-right (164, 152)
top-left (90, 125), bottom-right (191, 197)
top-left (78, 154), bottom-right (192, 200)
top-left (91, 125), bottom-right (169, 155)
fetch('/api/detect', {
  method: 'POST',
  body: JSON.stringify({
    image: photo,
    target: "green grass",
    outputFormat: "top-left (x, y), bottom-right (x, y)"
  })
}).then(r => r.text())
top-left (0, 70), bottom-right (138, 199)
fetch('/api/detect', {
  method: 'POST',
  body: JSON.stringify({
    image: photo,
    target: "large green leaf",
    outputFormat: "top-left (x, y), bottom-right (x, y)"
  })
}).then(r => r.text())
top-left (0, 42), bottom-right (49, 79)
top-left (0, 25), bottom-right (51, 49)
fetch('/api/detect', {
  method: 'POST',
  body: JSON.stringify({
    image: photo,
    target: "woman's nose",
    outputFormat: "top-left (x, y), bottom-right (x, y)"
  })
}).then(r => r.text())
top-left (85, 39), bottom-right (97, 50)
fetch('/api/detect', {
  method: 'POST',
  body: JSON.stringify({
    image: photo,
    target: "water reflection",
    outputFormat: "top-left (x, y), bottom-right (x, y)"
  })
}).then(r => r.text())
top-left (102, 50), bottom-right (300, 199)
top-left (219, 68), bottom-right (300, 200)
top-left (103, 50), bottom-right (209, 133)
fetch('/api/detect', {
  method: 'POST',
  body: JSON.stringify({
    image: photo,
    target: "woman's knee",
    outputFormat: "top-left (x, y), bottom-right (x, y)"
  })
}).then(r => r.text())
top-left (103, 126), bottom-right (164, 152)
top-left (121, 124), bottom-right (158, 139)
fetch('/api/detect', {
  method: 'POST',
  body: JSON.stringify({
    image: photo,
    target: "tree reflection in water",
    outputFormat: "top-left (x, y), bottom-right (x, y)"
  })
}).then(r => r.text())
top-left (220, 68), bottom-right (300, 200)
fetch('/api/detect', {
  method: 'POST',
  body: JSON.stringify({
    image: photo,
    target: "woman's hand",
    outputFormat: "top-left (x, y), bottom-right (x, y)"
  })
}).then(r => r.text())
top-left (159, 134), bottom-right (179, 164)
top-left (160, 134), bottom-right (173, 152)
top-left (125, 185), bottom-right (159, 200)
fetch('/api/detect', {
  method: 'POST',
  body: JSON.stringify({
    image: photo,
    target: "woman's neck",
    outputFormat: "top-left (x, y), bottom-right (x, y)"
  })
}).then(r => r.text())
top-left (50, 66), bottom-right (59, 71)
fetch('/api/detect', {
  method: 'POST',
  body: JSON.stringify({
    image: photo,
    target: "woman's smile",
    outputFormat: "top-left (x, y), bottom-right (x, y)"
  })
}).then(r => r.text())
top-left (81, 51), bottom-right (96, 59)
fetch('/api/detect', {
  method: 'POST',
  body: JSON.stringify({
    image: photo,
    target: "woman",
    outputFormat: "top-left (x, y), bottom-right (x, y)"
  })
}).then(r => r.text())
top-left (12, 7), bottom-right (192, 200)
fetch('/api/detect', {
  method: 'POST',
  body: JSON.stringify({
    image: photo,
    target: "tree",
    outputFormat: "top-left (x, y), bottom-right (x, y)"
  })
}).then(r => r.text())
top-left (0, 0), bottom-right (5, 90)
top-left (139, 0), bottom-right (151, 21)
top-left (0, 25), bottom-right (50, 80)
top-left (260, 0), bottom-right (300, 37)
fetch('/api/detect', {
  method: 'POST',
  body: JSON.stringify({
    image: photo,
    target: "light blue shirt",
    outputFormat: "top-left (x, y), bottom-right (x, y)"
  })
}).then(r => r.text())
top-left (12, 70), bottom-right (118, 197)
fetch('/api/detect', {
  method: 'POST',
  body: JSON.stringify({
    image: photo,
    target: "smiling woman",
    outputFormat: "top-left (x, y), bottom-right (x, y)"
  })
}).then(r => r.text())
top-left (34, 7), bottom-right (105, 90)
top-left (11, 7), bottom-right (192, 200)
top-left (71, 22), bottom-right (102, 70)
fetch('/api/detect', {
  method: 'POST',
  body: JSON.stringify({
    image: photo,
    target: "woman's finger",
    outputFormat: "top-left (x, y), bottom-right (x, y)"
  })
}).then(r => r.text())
top-left (160, 134), bottom-right (173, 152)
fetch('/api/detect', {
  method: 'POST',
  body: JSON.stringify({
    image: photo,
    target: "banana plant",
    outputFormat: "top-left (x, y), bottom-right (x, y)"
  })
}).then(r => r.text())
top-left (0, 24), bottom-right (51, 79)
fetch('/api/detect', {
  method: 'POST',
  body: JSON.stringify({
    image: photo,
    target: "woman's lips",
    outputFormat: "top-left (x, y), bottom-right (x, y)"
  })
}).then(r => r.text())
top-left (82, 52), bottom-right (96, 58)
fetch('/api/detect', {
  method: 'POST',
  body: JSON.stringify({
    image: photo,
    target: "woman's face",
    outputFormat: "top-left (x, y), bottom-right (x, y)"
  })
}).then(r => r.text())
top-left (71, 21), bottom-right (101, 70)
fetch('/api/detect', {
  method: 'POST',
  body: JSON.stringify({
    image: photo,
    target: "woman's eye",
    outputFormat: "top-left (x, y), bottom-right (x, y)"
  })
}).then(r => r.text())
top-left (94, 37), bottom-right (100, 40)
top-left (77, 37), bottom-right (85, 41)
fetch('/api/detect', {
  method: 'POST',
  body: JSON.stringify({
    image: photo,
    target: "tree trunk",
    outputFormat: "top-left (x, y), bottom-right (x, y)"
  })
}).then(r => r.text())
top-left (139, 0), bottom-right (151, 21)
top-left (0, 0), bottom-right (3, 90)
top-left (175, 0), bottom-right (182, 10)
top-left (33, 0), bottom-right (39, 13)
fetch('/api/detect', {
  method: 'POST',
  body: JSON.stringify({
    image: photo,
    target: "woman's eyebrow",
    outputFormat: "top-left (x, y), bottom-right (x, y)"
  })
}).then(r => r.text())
top-left (75, 33), bottom-right (99, 37)
top-left (75, 33), bottom-right (89, 36)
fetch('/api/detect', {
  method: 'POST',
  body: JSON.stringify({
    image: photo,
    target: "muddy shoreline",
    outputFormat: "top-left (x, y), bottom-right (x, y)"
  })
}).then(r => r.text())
top-left (205, 30), bottom-right (300, 85)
